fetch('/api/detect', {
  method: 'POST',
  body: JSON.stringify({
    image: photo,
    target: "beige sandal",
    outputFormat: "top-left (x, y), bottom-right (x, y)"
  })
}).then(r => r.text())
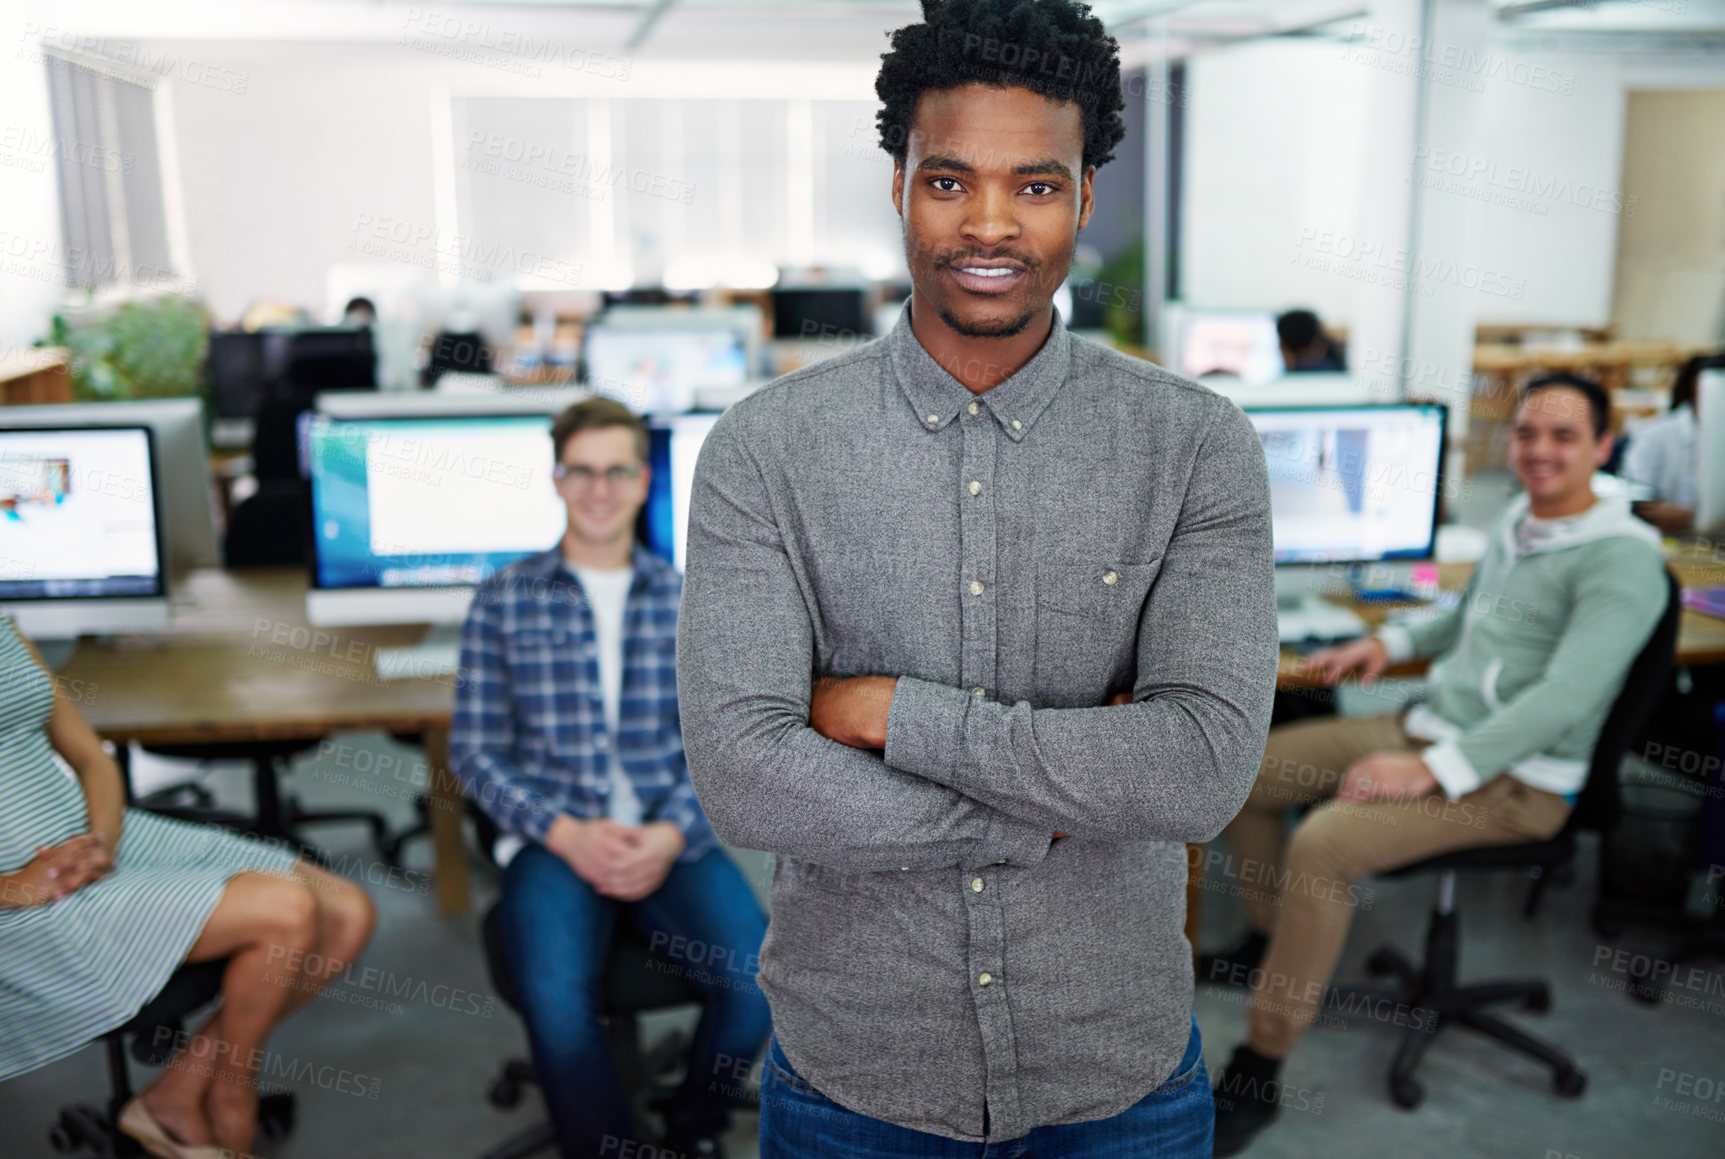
top-left (117, 1097), bottom-right (228, 1159)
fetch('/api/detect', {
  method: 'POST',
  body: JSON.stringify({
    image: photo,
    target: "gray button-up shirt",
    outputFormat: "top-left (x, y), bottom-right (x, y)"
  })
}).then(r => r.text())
top-left (677, 306), bottom-right (1278, 1141)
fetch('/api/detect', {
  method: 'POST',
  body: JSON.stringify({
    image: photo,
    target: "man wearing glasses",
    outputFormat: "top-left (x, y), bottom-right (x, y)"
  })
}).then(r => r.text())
top-left (453, 398), bottom-right (770, 1159)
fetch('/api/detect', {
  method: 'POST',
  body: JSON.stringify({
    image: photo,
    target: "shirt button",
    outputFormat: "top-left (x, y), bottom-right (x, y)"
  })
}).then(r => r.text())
top-left (971, 686), bottom-right (985, 696)
top-left (926, 414), bottom-right (939, 425)
top-left (900, 866), bottom-right (909, 871)
top-left (1011, 419), bottom-right (1022, 431)
top-left (967, 401), bottom-right (979, 415)
top-left (969, 580), bottom-right (984, 596)
top-left (1102, 570), bottom-right (1119, 585)
top-left (971, 877), bottom-right (984, 892)
top-left (968, 481), bottom-right (981, 496)
top-left (978, 972), bottom-right (993, 986)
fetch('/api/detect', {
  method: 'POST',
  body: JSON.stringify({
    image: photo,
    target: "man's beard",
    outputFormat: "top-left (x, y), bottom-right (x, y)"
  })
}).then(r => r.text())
top-left (934, 300), bottom-right (1042, 338)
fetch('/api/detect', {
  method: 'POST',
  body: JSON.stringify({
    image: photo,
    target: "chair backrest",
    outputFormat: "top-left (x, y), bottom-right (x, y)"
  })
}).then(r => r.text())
top-left (1571, 568), bottom-right (1683, 837)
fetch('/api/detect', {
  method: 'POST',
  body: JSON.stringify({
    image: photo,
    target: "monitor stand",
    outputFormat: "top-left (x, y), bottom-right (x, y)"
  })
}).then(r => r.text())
top-left (373, 623), bottom-right (463, 681)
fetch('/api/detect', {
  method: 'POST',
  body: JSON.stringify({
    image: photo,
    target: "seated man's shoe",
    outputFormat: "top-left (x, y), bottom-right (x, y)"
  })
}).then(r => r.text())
top-left (1211, 1044), bottom-right (1283, 1157)
top-left (1197, 929), bottom-right (1268, 988)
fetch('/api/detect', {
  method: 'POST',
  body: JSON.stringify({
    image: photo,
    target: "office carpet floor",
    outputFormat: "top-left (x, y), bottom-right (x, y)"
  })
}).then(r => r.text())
top-left (6, 474), bottom-right (1720, 1159)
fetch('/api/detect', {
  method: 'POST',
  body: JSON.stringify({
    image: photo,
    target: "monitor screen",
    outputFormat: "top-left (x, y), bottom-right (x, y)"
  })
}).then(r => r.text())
top-left (642, 413), bottom-right (720, 574)
top-left (773, 287), bottom-right (870, 341)
top-left (1245, 404), bottom-right (1447, 565)
top-left (307, 414), bottom-right (566, 590)
top-left (0, 426), bottom-right (165, 600)
top-left (1179, 312), bottom-right (1283, 384)
top-left (583, 326), bottom-right (748, 414)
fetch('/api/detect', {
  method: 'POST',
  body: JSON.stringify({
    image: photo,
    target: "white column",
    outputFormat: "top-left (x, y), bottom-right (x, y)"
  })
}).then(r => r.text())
top-left (1343, 0), bottom-right (1492, 487)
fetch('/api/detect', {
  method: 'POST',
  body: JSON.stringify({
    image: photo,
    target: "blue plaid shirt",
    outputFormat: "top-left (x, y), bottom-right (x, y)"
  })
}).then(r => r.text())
top-left (451, 543), bottom-right (716, 862)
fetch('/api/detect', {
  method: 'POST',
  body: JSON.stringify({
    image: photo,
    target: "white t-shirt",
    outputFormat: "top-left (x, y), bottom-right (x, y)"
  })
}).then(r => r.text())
top-left (1622, 404), bottom-right (1697, 509)
top-left (570, 561), bottom-right (643, 826)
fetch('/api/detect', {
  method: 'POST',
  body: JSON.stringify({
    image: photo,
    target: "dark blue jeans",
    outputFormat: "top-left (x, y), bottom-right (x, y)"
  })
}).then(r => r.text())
top-left (497, 843), bottom-right (772, 1159)
top-left (760, 1016), bottom-right (1211, 1159)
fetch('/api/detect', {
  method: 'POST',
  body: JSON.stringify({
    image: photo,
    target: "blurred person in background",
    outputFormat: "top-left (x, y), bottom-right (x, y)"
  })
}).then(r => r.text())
top-left (1623, 350), bottom-right (1725, 534)
top-left (0, 617), bottom-right (375, 1159)
top-left (452, 398), bottom-right (769, 1159)
top-left (1202, 373), bottom-right (1666, 1154)
top-left (1276, 308), bottom-right (1345, 373)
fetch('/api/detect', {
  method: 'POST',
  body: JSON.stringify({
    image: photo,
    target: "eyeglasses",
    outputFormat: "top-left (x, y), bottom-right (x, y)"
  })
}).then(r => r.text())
top-left (554, 463), bottom-right (642, 489)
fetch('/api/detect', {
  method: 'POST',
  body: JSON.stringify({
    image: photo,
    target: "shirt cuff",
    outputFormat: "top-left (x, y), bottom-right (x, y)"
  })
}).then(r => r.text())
top-left (517, 797), bottom-right (555, 845)
top-left (1422, 741), bottom-right (1482, 800)
top-left (1377, 623), bottom-right (1416, 665)
top-left (882, 675), bottom-right (968, 786)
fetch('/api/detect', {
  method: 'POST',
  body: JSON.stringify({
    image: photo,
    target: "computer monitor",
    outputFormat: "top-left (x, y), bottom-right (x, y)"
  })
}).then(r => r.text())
top-left (282, 327), bottom-right (376, 397)
top-left (305, 408), bottom-right (570, 627)
top-left (641, 413), bottom-right (721, 574)
top-left (1244, 404), bottom-right (1448, 566)
top-left (0, 398), bottom-right (221, 576)
top-left (583, 325), bottom-right (748, 414)
top-left (0, 425), bottom-right (170, 637)
top-left (773, 286), bottom-right (870, 341)
top-left (206, 331), bottom-right (270, 421)
top-left (1177, 310), bottom-right (1284, 384)
top-left (1208, 374), bottom-right (1380, 410)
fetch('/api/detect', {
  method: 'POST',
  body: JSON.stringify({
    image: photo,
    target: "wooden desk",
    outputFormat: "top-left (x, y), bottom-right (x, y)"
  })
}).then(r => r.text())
top-left (56, 569), bottom-right (471, 916)
top-left (1275, 553), bottom-right (1725, 688)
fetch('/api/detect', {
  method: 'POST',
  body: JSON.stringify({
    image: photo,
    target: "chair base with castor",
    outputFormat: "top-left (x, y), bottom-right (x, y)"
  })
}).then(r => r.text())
top-left (1327, 858), bottom-right (1587, 1111)
top-left (477, 902), bottom-right (702, 1159)
top-left (133, 740), bottom-right (395, 864)
top-left (49, 960), bottom-right (296, 1157)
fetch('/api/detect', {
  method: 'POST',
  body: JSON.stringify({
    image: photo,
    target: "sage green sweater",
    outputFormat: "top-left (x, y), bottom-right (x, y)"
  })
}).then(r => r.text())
top-left (1376, 493), bottom-right (1667, 800)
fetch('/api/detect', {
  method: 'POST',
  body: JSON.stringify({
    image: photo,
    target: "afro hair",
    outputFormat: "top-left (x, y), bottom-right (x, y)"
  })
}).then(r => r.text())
top-left (875, 0), bottom-right (1127, 172)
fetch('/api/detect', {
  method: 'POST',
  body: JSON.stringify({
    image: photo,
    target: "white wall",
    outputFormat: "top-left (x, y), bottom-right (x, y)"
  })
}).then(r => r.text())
top-left (0, 2), bottom-right (74, 351)
top-left (1181, 38), bottom-right (1628, 329)
top-left (1179, 39), bottom-right (1372, 322)
top-left (153, 43), bottom-right (887, 323)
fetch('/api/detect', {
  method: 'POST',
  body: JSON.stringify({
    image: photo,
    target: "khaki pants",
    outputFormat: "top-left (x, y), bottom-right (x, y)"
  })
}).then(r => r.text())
top-left (1220, 712), bottom-right (1571, 1057)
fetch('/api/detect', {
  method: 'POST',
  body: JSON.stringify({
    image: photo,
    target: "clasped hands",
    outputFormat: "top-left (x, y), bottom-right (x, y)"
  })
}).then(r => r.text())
top-left (807, 676), bottom-right (1143, 842)
top-left (0, 833), bottom-right (115, 910)
top-left (546, 815), bottom-right (685, 901)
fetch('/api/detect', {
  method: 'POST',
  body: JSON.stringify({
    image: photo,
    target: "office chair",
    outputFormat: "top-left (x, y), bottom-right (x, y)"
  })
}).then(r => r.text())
top-left (476, 900), bottom-right (703, 1159)
top-left (135, 741), bottom-right (393, 863)
top-left (48, 961), bottom-right (295, 1157)
top-left (1328, 569), bottom-right (1680, 1109)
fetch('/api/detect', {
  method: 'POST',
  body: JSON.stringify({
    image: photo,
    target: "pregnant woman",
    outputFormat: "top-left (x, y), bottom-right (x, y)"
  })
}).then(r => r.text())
top-left (0, 615), bottom-right (376, 1158)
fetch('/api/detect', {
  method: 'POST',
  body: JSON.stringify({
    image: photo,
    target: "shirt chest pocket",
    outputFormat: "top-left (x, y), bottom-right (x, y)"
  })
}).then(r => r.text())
top-left (1033, 560), bottom-right (1163, 706)
top-left (504, 628), bottom-right (573, 674)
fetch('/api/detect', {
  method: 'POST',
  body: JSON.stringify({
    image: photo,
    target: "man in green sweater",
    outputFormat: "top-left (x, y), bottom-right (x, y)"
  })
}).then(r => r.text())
top-left (1207, 373), bottom-right (1668, 1154)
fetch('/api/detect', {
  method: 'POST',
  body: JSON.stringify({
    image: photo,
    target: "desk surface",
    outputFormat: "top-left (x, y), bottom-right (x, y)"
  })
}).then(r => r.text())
top-left (58, 568), bottom-right (471, 913)
top-left (1276, 550), bottom-right (1725, 690)
top-left (60, 569), bottom-right (454, 746)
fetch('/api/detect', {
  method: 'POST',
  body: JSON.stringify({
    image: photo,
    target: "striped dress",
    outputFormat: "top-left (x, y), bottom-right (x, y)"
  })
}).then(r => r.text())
top-left (0, 615), bottom-right (300, 1080)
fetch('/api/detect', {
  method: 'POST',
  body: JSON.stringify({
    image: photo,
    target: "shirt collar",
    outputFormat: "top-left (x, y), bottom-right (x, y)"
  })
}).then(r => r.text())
top-left (521, 542), bottom-right (666, 594)
top-left (887, 300), bottom-right (1072, 443)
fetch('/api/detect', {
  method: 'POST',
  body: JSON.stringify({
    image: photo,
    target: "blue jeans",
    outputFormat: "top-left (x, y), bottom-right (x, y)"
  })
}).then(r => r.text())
top-left (497, 843), bottom-right (772, 1159)
top-left (760, 1017), bottom-right (1211, 1159)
